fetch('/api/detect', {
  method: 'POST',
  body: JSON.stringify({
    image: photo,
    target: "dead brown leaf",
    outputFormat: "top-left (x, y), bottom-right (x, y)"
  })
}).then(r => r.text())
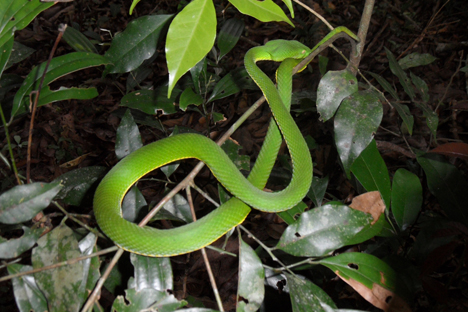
top-left (349, 191), bottom-right (385, 224)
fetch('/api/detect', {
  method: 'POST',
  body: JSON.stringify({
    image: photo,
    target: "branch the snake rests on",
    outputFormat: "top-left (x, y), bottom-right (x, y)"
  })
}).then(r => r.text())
top-left (93, 26), bottom-right (359, 257)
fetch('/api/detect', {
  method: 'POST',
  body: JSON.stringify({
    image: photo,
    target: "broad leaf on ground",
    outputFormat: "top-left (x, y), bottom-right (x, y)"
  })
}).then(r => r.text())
top-left (115, 109), bottom-right (143, 160)
top-left (286, 274), bottom-right (337, 312)
top-left (8, 264), bottom-right (48, 312)
top-left (130, 253), bottom-right (173, 292)
top-left (0, 226), bottom-right (43, 259)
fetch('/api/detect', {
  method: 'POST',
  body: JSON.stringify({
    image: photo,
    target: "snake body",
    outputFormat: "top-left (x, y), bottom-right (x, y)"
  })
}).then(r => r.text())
top-left (94, 27), bottom-right (358, 257)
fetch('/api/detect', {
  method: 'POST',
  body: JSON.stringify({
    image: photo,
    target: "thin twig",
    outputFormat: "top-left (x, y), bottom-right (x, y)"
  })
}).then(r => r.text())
top-left (186, 186), bottom-right (224, 312)
top-left (0, 104), bottom-right (21, 185)
top-left (26, 24), bottom-right (67, 183)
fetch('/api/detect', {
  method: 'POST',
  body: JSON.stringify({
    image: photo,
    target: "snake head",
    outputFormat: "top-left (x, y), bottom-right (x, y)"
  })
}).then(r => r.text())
top-left (263, 40), bottom-right (311, 62)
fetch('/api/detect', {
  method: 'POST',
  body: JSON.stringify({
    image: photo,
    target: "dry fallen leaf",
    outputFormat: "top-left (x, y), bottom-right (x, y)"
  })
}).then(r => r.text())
top-left (335, 271), bottom-right (412, 312)
top-left (349, 191), bottom-right (385, 225)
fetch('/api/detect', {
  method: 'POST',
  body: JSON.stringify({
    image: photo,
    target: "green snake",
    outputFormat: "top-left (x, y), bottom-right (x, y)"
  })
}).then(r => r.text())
top-left (94, 27), bottom-right (358, 257)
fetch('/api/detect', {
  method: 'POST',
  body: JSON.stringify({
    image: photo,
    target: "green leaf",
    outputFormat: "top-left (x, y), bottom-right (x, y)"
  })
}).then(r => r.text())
top-left (180, 87), bottom-right (203, 111)
top-left (392, 102), bottom-right (414, 135)
top-left (398, 52), bottom-right (438, 70)
top-left (334, 89), bottom-right (382, 177)
top-left (0, 36), bottom-right (14, 77)
top-left (318, 55), bottom-right (328, 76)
top-left (155, 193), bottom-right (193, 223)
top-left (367, 71), bottom-right (399, 101)
top-left (0, 0), bottom-right (54, 49)
top-left (11, 52), bottom-right (110, 119)
top-left (391, 168), bottom-right (422, 231)
top-left (121, 88), bottom-right (179, 115)
top-left (217, 18), bottom-right (244, 60)
top-left (385, 47), bottom-right (415, 101)
top-left (277, 201), bottom-right (307, 225)
top-left (276, 203), bottom-right (374, 257)
top-left (7, 264), bottom-right (48, 312)
top-left (190, 57), bottom-right (207, 94)
top-left (63, 25), bottom-right (98, 53)
top-left (31, 225), bottom-right (84, 312)
top-left (221, 139), bottom-right (250, 171)
top-left (410, 72), bottom-right (429, 103)
top-left (122, 185), bottom-right (147, 223)
top-left (319, 252), bottom-right (410, 311)
top-left (415, 101), bottom-right (438, 138)
top-left (316, 69), bottom-right (358, 121)
top-left (307, 175), bottom-right (329, 207)
top-left (115, 109), bottom-right (143, 160)
top-left (104, 14), bottom-right (172, 74)
top-left (207, 68), bottom-right (255, 103)
top-left (130, 253), bottom-right (173, 291)
top-left (37, 86), bottom-right (99, 106)
top-left (77, 233), bottom-right (100, 307)
top-left (282, 0), bottom-right (294, 17)
top-left (350, 140), bottom-right (391, 211)
top-left (53, 166), bottom-right (106, 206)
top-left (228, 0), bottom-right (294, 27)
top-left (0, 226), bottom-right (43, 259)
top-left (237, 237), bottom-right (265, 312)
top-left (417, 154), bottom-right (468, 225)
top-left (0, 181), bottom-right (62, 224)
top-left (112, 288), bottom-right (185, 312)
top-left (286, 274), bottom-right (337, 312)
top-left (166, 0), bottom-right (216, 97)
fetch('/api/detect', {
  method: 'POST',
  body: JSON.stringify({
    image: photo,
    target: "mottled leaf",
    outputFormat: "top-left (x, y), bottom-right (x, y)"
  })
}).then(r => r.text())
top-left (0, 226), bottom-right (43, 259)
top-left (130, 253), bottom-right (173, 292)
top-left (0, 181), bottom-right (62, 224)
top-left (237, 237), bottom-right (265, 312)
top-left (334, 89), bottom-right (382, 176)
top-left (7, 264), bottom-right (48, 312)
top-left (316, 69), bottom-right (358, 121)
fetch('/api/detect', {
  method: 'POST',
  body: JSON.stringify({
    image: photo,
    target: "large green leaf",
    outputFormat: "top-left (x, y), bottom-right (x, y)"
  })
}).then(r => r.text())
top-left (334, 89), bottom-right (382, 176)
top-left (350, 140), bottom-right (391, 211)
top-left (217, 18), bottom-right (244, 60)
top-left (391, 168), bottom-right (422, 231)
top-left (130, 253), bottom-right (173, 292)
top-left (316, 69), bottom-right (358, 121)
top-left (0, 181), bottom-right (62, 224)
top-left (11, 52), bottom-right (110, 119)
top-left (417, 153), bottom-right (468, 225)
top-left (0, 0), bottom-right (54, 48)
top-left (31, 225), bottom-right (84, 312)
top-left (237, 237), bottom-right (265, 312)
top-left (166, 0), bottom-right (216, 97)
top-left (228, 0), bottom-right (294, 27)
top-left (104, 14), bottom-right (172, 74)
top-left (319, 253), bottom-right (411, 311)
top-left (276, 203), bottom-right (375, 257)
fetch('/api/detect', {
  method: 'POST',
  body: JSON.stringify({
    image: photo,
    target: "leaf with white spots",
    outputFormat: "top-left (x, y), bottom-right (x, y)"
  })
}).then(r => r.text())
top-left (334, 89), bottom-right (382, 177)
